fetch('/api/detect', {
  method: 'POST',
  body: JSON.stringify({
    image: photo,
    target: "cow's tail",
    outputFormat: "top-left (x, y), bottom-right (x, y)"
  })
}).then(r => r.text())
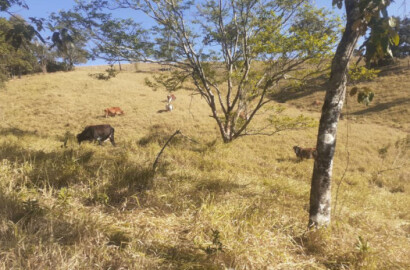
top-left (110, 127), bottom-right (116, 146)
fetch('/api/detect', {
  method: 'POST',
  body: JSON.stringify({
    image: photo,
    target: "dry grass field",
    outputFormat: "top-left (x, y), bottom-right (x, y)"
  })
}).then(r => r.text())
top-left (0, 61), bottom-right (409, 269)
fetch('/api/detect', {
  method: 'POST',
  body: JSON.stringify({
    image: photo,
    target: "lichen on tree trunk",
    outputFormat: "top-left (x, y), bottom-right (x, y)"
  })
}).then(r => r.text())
top-left (308, 0), bottom-right (362, 228)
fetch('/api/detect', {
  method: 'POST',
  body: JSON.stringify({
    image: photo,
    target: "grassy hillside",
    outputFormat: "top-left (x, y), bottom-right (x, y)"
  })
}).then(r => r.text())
top-left (0, 62), bottom-right (409, 269)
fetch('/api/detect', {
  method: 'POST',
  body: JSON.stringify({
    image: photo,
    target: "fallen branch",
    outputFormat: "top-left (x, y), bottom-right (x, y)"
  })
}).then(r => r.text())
top-left (153, 130), bottom-right (181, 171)
top-left (152, 129), bottom-right (200, 171)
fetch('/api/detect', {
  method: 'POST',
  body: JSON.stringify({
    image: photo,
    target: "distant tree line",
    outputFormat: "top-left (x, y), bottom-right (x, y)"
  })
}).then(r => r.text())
top-left (0, 16), bottom-right (88, 85)
top-left (0, 0), bottom-right (88, 87)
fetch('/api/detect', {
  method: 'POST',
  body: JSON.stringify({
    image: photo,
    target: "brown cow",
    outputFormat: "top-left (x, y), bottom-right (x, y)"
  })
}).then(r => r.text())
top-left (293, 146), bottom-right (317, 160)
top-left (104, 107), bottom-right (124, 118)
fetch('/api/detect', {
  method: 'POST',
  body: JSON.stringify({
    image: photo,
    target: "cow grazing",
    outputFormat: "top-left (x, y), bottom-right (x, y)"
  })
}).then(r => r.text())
top-left (104, 107), bottom-right (124, 118)
top-left (165, 103), bottom-right (174, 112)
top-left (167, 94), bottom-right (176, 103)
top-left (77, 125), bottom-right (116, 146)
top-left (293, 146), bottom-right (317, 160)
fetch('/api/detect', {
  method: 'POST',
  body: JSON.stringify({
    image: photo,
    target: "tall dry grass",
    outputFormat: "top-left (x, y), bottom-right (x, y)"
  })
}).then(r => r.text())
top-left (0, 62), bottom-right (409, 269)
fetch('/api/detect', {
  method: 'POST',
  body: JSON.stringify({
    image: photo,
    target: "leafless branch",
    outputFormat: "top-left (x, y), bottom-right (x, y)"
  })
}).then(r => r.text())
top-left (153, 130), bottom-right (181, 171)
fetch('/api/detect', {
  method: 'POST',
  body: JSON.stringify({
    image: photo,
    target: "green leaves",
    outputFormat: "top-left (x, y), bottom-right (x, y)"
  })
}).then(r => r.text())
top-left (357, 89), bottom-right (374, 106)
top-left (0, 17), bottom-right (41, 82)
top-left (145, 69), bottom-right (189, 92)
top-left (390, 31), bottom-right (400, 46)
top-left (356, 1), bottom-right (399, 67)
top-left (4, 17), bottom-right (37, 50)
top-left (349, 86), bottom-right (375, 106)
top-left (254, 4), bottom-right (341, 58)
top-left (391, 17), bottom-right (410, 57)
top-left (348, 65), bottom-right (380, 83)
top-left (0, 0), bottom-right (28, 11)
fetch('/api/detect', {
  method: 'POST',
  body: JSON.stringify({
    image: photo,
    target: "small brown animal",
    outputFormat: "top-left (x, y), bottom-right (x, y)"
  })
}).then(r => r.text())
top-left (239, 111), bottom-right (249, 120)
top-left (312, 100), bottom-right (322, 106)
top-left (104, 107), bottom-right (124, 118)
top-left (167, 94), bottom-right (176, 103)
top-left (293, 146), bottom-right (317, 160)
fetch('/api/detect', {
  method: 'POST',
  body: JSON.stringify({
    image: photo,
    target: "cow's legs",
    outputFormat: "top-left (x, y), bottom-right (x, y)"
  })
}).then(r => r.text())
top-left (110, 129), bottom-right (116, 146)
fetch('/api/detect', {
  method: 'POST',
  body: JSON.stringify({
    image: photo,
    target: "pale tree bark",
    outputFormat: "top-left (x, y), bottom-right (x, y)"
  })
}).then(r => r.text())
top-left (308, 0), bottom-right (362, 228)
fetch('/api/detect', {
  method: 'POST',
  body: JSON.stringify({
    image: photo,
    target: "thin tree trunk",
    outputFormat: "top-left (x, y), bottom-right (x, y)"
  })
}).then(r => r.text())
top-left (308, 0), bottom-right (362, 228)
top-left (41, 59), bottom-right (47, 73)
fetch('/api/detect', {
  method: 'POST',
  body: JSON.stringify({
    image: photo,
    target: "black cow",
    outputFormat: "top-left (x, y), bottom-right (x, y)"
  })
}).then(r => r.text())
top-left (77, 125), bottom-right (116, 146)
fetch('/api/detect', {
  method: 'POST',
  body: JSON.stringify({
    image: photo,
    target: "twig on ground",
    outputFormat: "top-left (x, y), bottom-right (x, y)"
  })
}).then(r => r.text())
top-left (153, 129), bottom-right (200, 171)
top-left (153, 130), bottom-right (181, 171)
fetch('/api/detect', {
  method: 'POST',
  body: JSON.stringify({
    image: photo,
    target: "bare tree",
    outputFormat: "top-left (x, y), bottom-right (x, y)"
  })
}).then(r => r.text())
top-left (75, 0), bottom-right (340, 142)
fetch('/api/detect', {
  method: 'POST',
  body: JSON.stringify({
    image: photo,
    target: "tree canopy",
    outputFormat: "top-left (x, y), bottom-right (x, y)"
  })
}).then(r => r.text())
top-left (71, 0), bottom-right (341, 142)
top-left (47, 12), bottom-right (89, 70)
top-left (0, 17), bottom-right (41, 82)
top-left (392, 16), bottom-right (410, 57)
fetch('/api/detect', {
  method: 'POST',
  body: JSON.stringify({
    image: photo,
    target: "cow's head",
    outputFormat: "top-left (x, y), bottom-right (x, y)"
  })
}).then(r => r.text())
top-left (76, 132), bottom-right (85, 144)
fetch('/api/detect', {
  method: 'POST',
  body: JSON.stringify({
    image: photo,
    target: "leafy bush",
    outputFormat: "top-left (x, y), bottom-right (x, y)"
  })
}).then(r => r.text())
top-left (47, 61), bottom-right (69, 73)
top-left (349, 86), bottom-right (375, 106)
top-left (349, 65), bottom-right (380, 83)
top-left (0, 70), bottom-right (8, 88)
top-left (89, 66), bottom-right (119, 80)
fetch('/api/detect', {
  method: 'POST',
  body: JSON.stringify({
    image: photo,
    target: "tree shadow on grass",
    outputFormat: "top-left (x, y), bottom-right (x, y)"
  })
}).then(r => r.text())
top-left (376, 63), bottom-right (408, 77)
top-left (144, 241), bottom-right (230, 270)
top-left (102, 165), bottom-right (155, 206)
top-left (0, 127), bottom-right (40, 137)
top-left (149, 174), bottom-right (250, 214)
top-left (0, 127), bottom-right (155, 207)
top-left (195, 178), bottom-right (245, 196)
top-left (0, 140), bottom-right (94, 189)
top-left (135, 70), bottom-right (152, 74)
top-left (269, 76), bottom-right (328, 103)
top-left (138, 124), bottom-right (183, 146)
top-left (350, 98), bottom-right (410, 116)
top-left (0, 187), bottom-right (85, 247)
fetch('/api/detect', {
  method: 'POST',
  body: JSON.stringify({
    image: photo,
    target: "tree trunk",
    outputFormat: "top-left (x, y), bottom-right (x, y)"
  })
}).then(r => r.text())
top-left (41, 59), bottom-right (47, 74)
top-left (308, 0), bottom-right (362, 228)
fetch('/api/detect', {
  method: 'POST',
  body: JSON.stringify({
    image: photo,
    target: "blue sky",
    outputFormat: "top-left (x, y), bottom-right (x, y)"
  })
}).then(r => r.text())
top-left (11, 0), bottom-right (407, 18)
top-left (5, 0), bottom-right (408, 66)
